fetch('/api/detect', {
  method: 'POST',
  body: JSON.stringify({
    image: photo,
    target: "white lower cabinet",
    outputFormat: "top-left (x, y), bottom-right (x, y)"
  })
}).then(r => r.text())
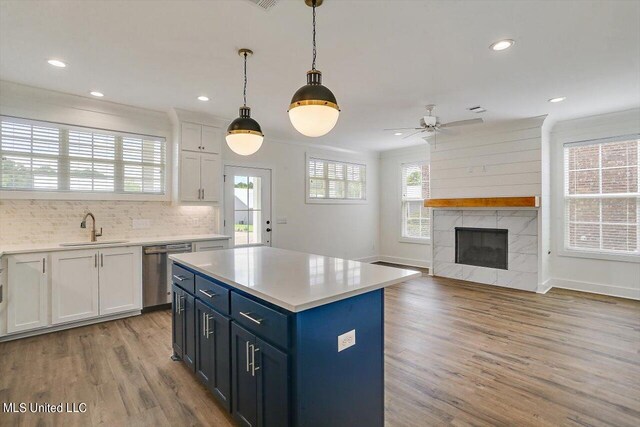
top-left (99, 246), bottom-right (142, 315)
top-left (7, 253), bottom-right (48, 333)
top-left (51, 249), bottom-right (100, 324)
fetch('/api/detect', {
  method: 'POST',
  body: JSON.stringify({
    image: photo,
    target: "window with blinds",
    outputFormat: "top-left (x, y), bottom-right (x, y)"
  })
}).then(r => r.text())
top-left (307, 157), bottom-right (366, 201)
top-left (401, 162), bottom-right (430, 239)
top-left (0, 116), bottom-right (166, 196)
top-left (564, 135), bottom-right (639, 255)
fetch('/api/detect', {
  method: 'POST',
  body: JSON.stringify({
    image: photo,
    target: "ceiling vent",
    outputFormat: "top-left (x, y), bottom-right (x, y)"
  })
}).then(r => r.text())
top-left (468, 106), bottom-right (487, 113)
top-left (245, 0), bottom-right (279, 11)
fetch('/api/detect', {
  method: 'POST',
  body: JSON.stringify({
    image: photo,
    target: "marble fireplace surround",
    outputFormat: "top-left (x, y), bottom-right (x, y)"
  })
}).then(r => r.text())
top-left (432, 209), bottom-right (539, 292)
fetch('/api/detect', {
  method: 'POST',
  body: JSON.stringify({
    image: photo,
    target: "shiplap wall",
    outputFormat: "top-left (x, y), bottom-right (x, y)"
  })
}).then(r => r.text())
top-left (429, 116), bottom-right (546, 198)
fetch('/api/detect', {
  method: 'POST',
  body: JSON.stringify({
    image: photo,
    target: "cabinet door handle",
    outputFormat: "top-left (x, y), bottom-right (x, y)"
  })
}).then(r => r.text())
top-left (0, 284), bottom-right (3, 304)
top-left (100, 253), bottom-right (104, 267)
top-left (239, 311), bottom-right (263, 325)
top-left (198, 289), bottom-right (216, 298)
top-left (43, 258), bottom-right (46, 274)
top-left (94, 254), bottom-right (97, 268)
top-left (202, 188), bottom-right (205, 199)
top-left (202, 312), bottom-right (207, 337)
top-left (173, 275), bottom-right (187, 282)
top-left (250, 345), bottom-right (260, 377)
top-left (245, 341), bottom-right (250, 373)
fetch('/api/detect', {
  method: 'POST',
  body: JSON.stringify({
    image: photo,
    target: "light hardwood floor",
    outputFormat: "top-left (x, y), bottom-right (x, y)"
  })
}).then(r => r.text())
top-left (1, 274), bottom-right (638, 427)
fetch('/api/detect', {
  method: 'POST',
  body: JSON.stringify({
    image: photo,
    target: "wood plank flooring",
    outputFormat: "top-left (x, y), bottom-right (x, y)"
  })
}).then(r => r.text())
top-left (0, 274), bottom-right (638, 427)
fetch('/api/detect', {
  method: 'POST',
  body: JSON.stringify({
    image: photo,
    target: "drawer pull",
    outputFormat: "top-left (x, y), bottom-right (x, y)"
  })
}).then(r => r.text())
top-left (239, 311), bottom-right (263, 325)
top-left (173, 275), bottom-right (188, 282)
top-left (199, 289), bottom-right (216, 298)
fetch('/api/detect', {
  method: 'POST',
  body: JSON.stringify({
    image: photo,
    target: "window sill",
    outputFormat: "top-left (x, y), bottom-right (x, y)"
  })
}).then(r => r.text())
top-left (399, 237), bottom-right (432, 245)
top-left (0, 190), bottom-right (170, 202)
top-left (557, 248), bottom-right (640, 263)
top-left (305, 198), bottom-right (367, 205)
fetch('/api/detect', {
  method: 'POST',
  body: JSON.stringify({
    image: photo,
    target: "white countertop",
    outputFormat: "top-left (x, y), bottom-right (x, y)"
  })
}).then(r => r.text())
top-left (0, 233), bottom-right (230, 258)
top-left (169, 246), bottom-right (421, 312)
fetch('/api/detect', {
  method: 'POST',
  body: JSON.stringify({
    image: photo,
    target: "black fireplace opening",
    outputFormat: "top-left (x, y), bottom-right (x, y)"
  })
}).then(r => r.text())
top-left (455, 227), bottom-right (508, 270)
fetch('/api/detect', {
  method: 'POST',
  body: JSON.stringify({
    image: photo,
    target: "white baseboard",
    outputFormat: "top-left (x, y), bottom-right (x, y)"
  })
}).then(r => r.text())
top-left (0, 310), bottom-right (142, 342)
top-left (377, 255), bottom-right (430, 269)
top-left (550, 278), bottom-right (639, 300)
top-left (537, 279), bottom-right (553, 294)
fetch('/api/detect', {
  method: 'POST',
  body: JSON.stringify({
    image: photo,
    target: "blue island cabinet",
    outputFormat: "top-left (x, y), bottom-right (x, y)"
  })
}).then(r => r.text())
top-left (171, 262), bottom-right (385, 427)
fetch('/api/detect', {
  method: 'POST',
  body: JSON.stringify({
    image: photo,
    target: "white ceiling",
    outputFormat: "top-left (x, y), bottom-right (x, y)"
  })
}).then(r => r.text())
top-left (1, 0), bottom-right (639, 151)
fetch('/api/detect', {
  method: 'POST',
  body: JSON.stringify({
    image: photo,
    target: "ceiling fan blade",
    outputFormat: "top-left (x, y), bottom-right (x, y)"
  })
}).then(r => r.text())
top-left (440, 118), bottom-right (484, 128)
top-left (383, 127), bottom-right (423, 131)
top-left (402, 130), bottom-right (424, 139)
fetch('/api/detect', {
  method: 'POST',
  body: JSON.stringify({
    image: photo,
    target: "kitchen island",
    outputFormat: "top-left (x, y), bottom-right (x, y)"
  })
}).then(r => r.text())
top-left (169, 246), bottom-right (420, 427)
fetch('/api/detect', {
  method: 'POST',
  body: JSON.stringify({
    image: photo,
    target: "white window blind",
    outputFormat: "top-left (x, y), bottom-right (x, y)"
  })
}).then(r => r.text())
top-left (307, 157), bottom-right (366, 201)
top-left (0, 116), bottom-right (166, 195)
top-left (401, 162), bottom-right (430, 239)
top-left (564, 135), bottom-right (639, 255)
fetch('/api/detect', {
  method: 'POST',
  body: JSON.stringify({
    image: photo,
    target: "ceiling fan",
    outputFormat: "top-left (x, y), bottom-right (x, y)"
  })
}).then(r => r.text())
top-left (384, 105), bottom-right (484, 140)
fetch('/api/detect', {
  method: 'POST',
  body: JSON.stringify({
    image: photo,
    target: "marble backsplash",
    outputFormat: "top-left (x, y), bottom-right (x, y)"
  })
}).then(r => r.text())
top-left (0, 200), bottom-right (220, 246)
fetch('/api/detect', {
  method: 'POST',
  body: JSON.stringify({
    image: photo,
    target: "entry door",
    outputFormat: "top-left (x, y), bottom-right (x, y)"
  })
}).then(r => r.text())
top-left (224, 166), bottom-right (272, 247)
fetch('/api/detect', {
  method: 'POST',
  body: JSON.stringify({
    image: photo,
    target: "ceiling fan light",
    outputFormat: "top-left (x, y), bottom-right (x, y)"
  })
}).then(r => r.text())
top-left (288, 70), bottom-right (340, 137)
top-left (226, 106), bottom-right (264, 156)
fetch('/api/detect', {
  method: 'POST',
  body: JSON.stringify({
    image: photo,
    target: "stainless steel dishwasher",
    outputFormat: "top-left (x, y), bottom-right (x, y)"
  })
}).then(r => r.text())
top-left (143, 242), bottom-right (192, 310)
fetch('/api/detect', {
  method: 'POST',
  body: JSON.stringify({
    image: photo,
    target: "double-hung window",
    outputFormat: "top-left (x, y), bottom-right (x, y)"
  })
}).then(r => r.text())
top-left (307, 156), bottom-right (366, 202)
top-left (401, 162), bottom-right (430, 240)
top-left (564, 135), bottom-right (639, 255)
top-left (0, 116), bottom-right (166, 197)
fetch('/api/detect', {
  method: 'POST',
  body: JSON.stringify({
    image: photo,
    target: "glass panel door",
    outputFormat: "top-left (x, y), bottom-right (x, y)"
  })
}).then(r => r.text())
top-left (224, 166), bottom-right (272, 247)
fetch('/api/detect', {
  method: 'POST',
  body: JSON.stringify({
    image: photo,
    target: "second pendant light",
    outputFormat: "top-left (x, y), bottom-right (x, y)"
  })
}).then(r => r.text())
top-left (288, 0), bottom-right (340, 137)
top-left (226, 49), bottom-right (264, 156)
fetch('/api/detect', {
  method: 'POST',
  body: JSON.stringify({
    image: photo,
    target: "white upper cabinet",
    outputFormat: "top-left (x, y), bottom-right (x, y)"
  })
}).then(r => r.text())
top-left (200, 153), bottom-right (221, 202)
top-left (201, 125), bottom-right (222, 154)
top-left (51, 249), bottom-right (100, 325)
top-left (99, 246), bottom-right (142, 316)
top-left (180, 151), bottom-right (202, 202)
top-left (181, 122), bottom-right (221, 154)
top-left (6, 253), bottom-right (48, 333)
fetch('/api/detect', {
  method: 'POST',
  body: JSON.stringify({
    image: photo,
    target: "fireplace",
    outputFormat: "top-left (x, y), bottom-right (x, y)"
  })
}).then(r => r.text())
top-left (455, 227), bottom-right (508, 270)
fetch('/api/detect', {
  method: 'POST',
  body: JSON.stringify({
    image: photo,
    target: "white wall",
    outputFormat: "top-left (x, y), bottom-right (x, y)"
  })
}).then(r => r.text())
top-left (222, 140), bottom-right (380, 261)
top-left (430, 116), bottom-right (546, 199)
top-left (549, 109), bottom-right (640, 299)
top-left (379, 145), bottom-right (431, 268)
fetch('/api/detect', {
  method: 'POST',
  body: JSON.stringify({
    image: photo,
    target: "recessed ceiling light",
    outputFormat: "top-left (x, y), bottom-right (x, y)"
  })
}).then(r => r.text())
top-left (197, 95), bottom-right (210, 102)
top-left (548, 96), bottom-right (566, 103)
top-left (394, 132), bottom-right (403, 136)
top-left (90, 91), bottom-right (104, 97)
top-left (489, 39), bottom-right (515, 51)
top-left (47, 59), bottom-right (66, 68)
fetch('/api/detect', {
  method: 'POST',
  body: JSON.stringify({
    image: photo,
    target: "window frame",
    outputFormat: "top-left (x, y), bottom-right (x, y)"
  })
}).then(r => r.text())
top-left (305, 152), bottom-right (367, 204)
top-left (559, 133), bottom-right (640, 262)
top-left (0, 115), bottom-right (169, 201)
top-left (399, 160), bottom-right (431, 244)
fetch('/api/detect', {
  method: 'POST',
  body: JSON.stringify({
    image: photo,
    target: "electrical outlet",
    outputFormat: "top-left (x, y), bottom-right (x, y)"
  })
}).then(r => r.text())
top-left (338, 329), bottom-right (356, 352)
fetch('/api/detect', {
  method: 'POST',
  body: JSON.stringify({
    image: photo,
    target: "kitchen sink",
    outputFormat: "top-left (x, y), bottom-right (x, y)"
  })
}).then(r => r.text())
top-left (59, 240), bottom-right (129, 247)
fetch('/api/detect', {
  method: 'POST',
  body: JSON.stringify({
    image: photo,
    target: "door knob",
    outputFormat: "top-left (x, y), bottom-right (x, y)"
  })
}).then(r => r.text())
top-left (266, 228), bottom-right (271, 232)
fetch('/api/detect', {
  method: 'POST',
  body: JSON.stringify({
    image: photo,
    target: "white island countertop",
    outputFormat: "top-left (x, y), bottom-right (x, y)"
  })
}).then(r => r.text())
top-left (169, 246), bottom-right (421, 312)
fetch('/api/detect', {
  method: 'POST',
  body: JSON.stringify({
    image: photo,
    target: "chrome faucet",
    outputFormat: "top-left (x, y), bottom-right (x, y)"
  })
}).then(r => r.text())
top-left (80, 212), bottom-right (103, 242)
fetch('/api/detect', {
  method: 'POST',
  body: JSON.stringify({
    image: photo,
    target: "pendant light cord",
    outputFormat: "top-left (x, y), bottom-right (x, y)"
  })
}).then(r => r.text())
top-left (243, 52), bottom-right (248, 107)
top-left (311, 0), bottom-right (317, 70)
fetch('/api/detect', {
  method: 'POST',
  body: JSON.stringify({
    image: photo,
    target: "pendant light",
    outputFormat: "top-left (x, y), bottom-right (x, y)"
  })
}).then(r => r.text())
top-left (288, 0), bottom-right (340, 137)
top-left (226, 49), bottom-right (264, 156)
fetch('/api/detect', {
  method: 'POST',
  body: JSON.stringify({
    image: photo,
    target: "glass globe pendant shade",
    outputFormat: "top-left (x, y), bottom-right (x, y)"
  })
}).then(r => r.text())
top-left (226, 106), bottom-right (264, 156)
top-left (288, 70), bottom-right (340, 137)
